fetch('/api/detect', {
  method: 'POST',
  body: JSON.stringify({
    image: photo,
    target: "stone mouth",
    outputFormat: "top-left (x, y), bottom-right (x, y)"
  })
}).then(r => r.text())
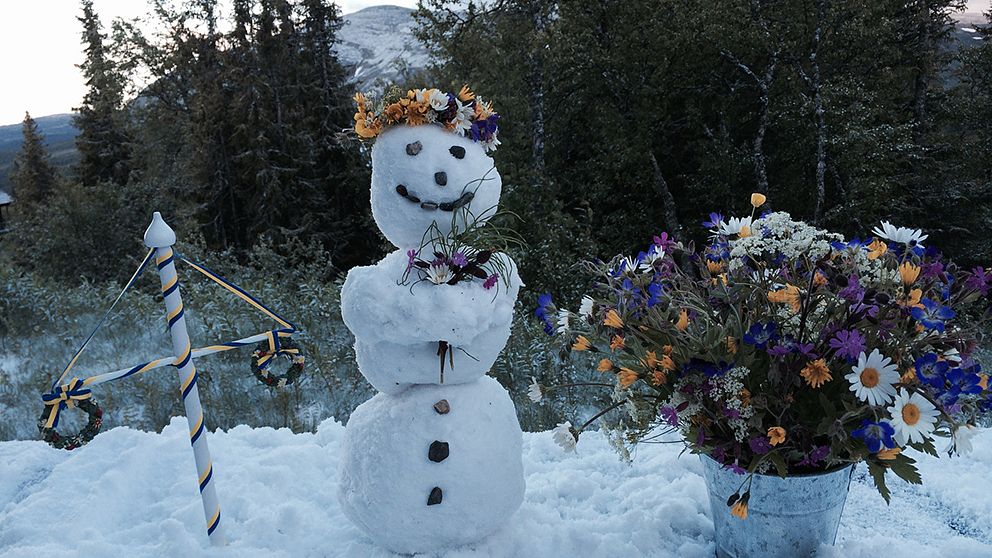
top-left (395, 185), bottom-right (475, 212)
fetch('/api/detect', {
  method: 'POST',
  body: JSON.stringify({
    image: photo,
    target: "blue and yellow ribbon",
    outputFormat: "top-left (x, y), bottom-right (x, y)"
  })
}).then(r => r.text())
top-left (42, 378), bottom-right (93, 429)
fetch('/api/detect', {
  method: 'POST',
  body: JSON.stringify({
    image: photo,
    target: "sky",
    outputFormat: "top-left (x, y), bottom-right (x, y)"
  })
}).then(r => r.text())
top-left (0, 0), bottom-right (988, 126)
top-left (0, 1), bottom-right (418, 126)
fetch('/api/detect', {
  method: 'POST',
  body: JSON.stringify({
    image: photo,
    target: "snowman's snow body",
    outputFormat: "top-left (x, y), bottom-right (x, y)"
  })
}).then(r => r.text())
top-left (338, 124), bottom-right (524, 554)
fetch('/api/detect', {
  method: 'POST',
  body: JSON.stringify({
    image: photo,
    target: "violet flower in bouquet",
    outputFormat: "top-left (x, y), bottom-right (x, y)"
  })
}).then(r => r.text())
top-left (538, 194), bottom-right (991, 509)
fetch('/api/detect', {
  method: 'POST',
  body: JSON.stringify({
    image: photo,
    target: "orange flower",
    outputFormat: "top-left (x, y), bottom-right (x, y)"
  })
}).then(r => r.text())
top-left (979, 374), bottom-right (988, 390)
top-left (750, 192), bottom-right (767, 208)
top-left (900, 367), bottom-right (917, 384)
top-left (662, 344), bottom-right (674, 355)
top-left (739, 388), bottom-right (751, 407)
top-left (767, 426), bottom-right (786, 446)
top-left (604, 309), bottom-right (624, 328)
top-left (898, 262), bottom-right (921, 285)
top-left (383, 102), bottom-right (404, 123)
top-left (458, 84), bottom-right (475, 101)
top-left (867, 239), bottom-right (887, 261)
top-left (618, 368), bottom-right (638, 388)
top-left (353, 92), bottom-right (368, 113)
top-left (355, 115), bottom-right (381, 138)
top-left (767, 284), bottom-right (801, 312)
top-left (730, 498), bottom-right (748, 520)
top-left (813, 271), bottom-right (828, 288)
top-left (727, 336), bottom-right (738, 354)
top-left (650, 370), bottom-right (667, 386)
top-left (738, 225), bottom-right (752, 238)
top-left (900, 287), bottom-right (924, 309)
top-left (877, 447), bottom-right (902, 460)
top-left (610, 335), bottom-right (625, 351)
top-left (800, 359), bottom-right (832, 388)
top-left (597, 358), bottom-right (614, 372)
top-left (405, 100), bottom-right (429, 126)
top-left (572, 336), bottom-right (592, 352)
top-left (707, 260), bottom-right (725, 274)
top-left (675, 309), bottom-right (690, 332)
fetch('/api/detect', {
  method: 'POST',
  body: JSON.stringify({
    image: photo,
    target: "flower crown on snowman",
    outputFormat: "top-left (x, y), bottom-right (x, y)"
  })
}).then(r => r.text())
top-left (353, 85), bottom-right (501, 152)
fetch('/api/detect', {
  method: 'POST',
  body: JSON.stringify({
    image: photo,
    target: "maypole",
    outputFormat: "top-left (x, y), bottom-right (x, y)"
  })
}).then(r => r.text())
top-left (144, 212), bottom-right (226, 546)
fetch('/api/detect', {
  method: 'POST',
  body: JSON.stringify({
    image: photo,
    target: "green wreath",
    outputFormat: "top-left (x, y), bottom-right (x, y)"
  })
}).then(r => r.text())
top-left (251, 337), bottom-right (305, 387)
top-left (38, 398), bottom-right (104, 450)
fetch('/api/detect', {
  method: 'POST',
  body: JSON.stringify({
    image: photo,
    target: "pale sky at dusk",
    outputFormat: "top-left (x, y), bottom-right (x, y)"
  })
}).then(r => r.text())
top-left (0, 0), bottom-right (987, 125)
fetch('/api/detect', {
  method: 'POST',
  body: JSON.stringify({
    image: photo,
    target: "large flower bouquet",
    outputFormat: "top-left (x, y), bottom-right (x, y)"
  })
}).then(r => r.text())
top-left (538, 194), bottom-right (992, 509)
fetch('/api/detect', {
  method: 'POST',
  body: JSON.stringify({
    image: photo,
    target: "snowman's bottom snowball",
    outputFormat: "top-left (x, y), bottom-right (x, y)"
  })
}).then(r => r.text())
top-left (338, 376), bottom-right (525, 554)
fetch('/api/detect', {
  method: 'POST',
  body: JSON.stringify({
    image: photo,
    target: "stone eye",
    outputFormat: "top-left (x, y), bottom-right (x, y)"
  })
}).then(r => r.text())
top-left (406, 141), bottom-right (423, 156)
top-left (449, 145), bottom-right (466, 159)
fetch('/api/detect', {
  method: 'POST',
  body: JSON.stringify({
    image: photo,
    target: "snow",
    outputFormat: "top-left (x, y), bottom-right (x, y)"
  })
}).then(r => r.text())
top-left (1, 420), bottom-right (989, 557)
top-left (369, 125), bottom-right (502, 250)
top-left (341, 249), bottom-right (520, 393)
top-left (962, 27), bottom-right (977, 33)
top-left (339, 376), bottom-right (524, 554)
top-left (0, 190), bottom-right (12, 205)
top-left (336, 6), bottom-right (428, 90)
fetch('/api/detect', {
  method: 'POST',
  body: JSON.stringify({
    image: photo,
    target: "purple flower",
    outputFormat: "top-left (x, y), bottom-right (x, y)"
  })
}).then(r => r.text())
top-left (483, 274), bottom-right (498, 290)
top-left (450, 251), bottom-right (468, 267)
top-left (921, 261), bottom-right (945, 281)
top-left (839, 274), bottom-right (865, 303)
top-left (406, 249), bottom-right (417, 272)
top-left (965, 266), bottom-right (991, 296)
top-left (768, 344), bottom-right (790, 359)
top-left (660, 406), bottom-right (679, 427)
top-left (749, 436), bottom-right (772, 455)
top-left (653, 232), bottom-right (676, 252)
top-left (829, 329), bottom-right (866, 361)
top-left (534, 293), bottom-right (555, 336)
top-left (797, 445), bottom-right (830, 467)
top-left (724, 460), bottom-right (746, 475)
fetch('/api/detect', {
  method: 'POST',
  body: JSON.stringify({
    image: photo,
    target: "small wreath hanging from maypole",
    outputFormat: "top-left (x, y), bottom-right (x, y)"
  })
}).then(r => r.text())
top-left (251, 335), bottom-right (305, 388)
top-left (38, 379), bottom-right (104, 450)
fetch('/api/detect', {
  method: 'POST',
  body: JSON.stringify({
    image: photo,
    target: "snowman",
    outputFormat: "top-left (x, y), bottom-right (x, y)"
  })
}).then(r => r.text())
top-left (338, 87), bottom-right (525, 554)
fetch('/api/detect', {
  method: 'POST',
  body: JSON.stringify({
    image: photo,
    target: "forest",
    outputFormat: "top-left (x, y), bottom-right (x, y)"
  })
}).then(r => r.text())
top-left (2, 0), bottom-right (991, 439)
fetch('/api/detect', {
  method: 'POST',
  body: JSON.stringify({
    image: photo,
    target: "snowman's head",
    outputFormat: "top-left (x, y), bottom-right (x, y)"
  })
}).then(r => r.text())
top-left (370, 125), bottom-right (502, 249)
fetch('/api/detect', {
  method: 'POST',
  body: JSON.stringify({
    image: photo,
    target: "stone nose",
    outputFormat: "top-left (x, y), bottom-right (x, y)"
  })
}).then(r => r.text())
top-left (434, 171), bottom-right (447, 187)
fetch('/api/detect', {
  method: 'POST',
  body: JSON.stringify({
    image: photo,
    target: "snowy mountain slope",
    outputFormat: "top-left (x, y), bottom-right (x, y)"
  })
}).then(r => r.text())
top-left (1, 419), bottom-right (989, 557)
top-left (337, 5), bottom-right (429, 91)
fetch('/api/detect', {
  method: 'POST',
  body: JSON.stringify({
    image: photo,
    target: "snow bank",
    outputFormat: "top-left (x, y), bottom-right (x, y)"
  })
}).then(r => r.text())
top-left (1, 419), bottom-right (990, 557)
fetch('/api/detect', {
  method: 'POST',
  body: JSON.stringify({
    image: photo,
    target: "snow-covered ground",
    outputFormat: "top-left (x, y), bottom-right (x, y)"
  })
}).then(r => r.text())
top-left (1, 419), bottom-right (989, 557)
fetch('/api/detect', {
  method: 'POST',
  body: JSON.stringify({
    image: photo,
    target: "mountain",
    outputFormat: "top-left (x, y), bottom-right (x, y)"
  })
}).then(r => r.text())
top-left (0, 113), bottom-right (78, 195)
top-left (336, 5), bottom-right (429, 91)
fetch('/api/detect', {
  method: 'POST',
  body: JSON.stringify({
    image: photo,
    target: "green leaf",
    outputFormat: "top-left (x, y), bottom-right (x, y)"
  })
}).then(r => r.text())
top-left (889, 455), bottom-right (922, 485)
top-left (867, 461), bottom-right (891, 504)
top-left (768, 451), bottom-right (788, 478)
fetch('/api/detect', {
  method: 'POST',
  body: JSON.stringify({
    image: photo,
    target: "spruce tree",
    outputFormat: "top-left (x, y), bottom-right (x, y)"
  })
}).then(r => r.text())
top-left (9, 112), bottom-right (59, 206)
top-left (73, 0), bottom-right (131, 187)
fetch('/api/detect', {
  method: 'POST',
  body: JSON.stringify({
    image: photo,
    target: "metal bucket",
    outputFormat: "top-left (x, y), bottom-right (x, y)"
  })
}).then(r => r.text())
top-left (701, 455), bottom-right (854, 558)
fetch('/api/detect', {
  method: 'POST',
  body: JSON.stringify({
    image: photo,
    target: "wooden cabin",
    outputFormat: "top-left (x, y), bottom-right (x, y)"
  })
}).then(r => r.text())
top-left (0, 190), bottom-right (11, 232)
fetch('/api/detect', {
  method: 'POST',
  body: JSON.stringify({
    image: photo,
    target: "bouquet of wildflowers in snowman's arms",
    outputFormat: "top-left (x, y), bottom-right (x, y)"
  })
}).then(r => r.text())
top-left (538, 194), bottom-right (992, 501)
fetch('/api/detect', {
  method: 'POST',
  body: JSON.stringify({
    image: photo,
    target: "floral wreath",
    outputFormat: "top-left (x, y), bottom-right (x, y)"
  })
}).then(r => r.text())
top-left (38, 379), bottom-right (104, 450)
top-left (353, 85), bottom-right (500, 152)
top-left (251, 337), bottom-right (306, 388)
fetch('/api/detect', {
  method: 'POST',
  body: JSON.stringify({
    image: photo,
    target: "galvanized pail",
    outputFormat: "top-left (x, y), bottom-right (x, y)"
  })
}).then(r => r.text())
top-left (701, 455), bottom-right (855, 558)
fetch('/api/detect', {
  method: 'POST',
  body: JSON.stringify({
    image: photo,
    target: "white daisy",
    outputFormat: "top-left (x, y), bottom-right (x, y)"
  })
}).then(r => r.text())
top-left (942, 348), bottom-right (962, 363)
top-left (711, 215), bottom-right (753, 236)
top-left (845, 349), bottom-right (900, 406)
top-left (552, 422), bottom-right (578, 453)
top-left (527, 377), bottom-right (543, 403)
top-left (888, 389), bottom-right (940, 446)
top-left (482, 134), bottom-right (501, 153)
top-left (578, 295), bottom-right (595, 318)
top-left (427, 262), bottom-right (451, 285)
top-left (641, 245), bottom-right (666, 270)
top-left (872, 221), bottom-right (928, 247)
top-left (427, 88), bottom-right (449, 111)
top-left (556, 309), bottom-right (571, 334)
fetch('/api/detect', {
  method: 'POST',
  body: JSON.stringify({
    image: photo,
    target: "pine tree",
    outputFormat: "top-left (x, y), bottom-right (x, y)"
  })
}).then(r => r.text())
top-left (73, 0), bottom-right (131, 187)
top-left (9, 112), bottom-right (59, 206)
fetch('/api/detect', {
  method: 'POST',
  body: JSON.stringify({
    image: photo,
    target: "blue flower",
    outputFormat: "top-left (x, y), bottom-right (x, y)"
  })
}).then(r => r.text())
top-left (914, 353), bottom-right (949, 388)
top-left (851, 420), bottom-right (897, 453)
top-left (535, 293), bottom-right (555, 336)
top-left (911, 298), bottom-right (956, 333)
top-left (941, 366), bottom-right (984, 405)
top-left (646, 282), bottom-right (664, 307)
top-left (831, 237), bottom-right (868, 251)
top-left (744, 322), bottom-right (779, 350)
top-left (702, 212), bottom-right (724, 229)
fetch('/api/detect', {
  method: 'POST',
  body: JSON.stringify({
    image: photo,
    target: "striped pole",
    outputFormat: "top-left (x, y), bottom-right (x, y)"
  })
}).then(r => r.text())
top-left (144, 212), bottom-right (226, 546)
